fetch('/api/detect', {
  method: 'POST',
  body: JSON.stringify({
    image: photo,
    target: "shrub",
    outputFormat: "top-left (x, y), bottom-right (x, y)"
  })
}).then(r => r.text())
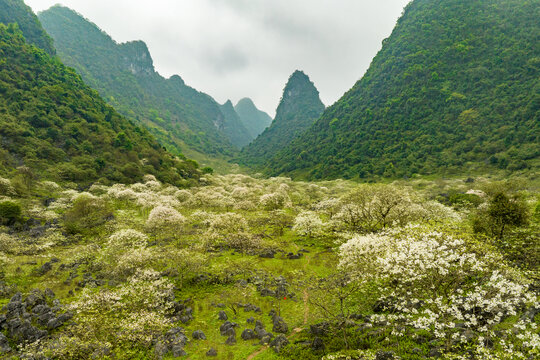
top-left (0, 201), bottom-right (22, 225)
top-left (64, 194), bottom-right (113, 234)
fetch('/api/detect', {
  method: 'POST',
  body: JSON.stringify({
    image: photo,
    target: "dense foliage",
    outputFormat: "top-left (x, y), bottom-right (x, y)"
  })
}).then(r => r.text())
top-left (234, 97), bottom-right (272, 140)
top-left (0, 174), bottom-right (537, 359)
top-left (0, 24), bottom-right (200, 186)
top-left (218, 100), bottom-right (252, 148)
top-left (269, 0), bottom-right (540, 180)
top-left (0, 0), bottom-right (55, 56)
top-left (239, 70), bottom-right (325, 168)
top-left (38, 5), bottom-right (238, 162)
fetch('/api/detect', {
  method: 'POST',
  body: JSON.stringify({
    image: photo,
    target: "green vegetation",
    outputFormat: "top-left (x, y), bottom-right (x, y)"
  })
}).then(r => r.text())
top-left (38, 5), bottom-right (238, 163)
top-left (234, 98), bottom-right (272, 140)
top-left (219, 100), bottom-right (252, 148)
top-left (0, 24), bottom-right (200, 186)
top-left (0, 0), bottom-right (55, 55)
top-left (238, 71), bottom-right (325, 168)
top-left (269, 0), bottom-right (540, 180)
top-left (0, 174), bottom-right (537, 359)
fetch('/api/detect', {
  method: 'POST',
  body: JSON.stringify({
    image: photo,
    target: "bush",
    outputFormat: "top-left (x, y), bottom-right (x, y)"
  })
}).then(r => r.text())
top-left (0, 201), bottom-right (22, 225)
top-left (64, 194), bottom-right (112, 234)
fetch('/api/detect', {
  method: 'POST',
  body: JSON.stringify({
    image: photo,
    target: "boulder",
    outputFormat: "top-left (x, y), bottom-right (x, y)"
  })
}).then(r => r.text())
top-left (218, 310), bottom-right (228, 321)
top-left (272, 316), bottom-right (288, 334)
top-left (192, 330), bottom-right (206, 340)
top-left (206, 348), bottom-right (217, 357)
top-left (270, 334), bottom-right (289, 353)
top-left (241, 328), bottom-right (256, 340)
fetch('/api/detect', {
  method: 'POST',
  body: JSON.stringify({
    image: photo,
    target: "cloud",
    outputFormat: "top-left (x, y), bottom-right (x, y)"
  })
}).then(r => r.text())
top-left (26, 0), bottom-right (410, 116)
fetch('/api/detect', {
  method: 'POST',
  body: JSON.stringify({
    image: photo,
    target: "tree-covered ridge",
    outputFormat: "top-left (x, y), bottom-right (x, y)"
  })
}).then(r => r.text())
top-left (269, 0), bottom-right (540, 180)
top-left (0, 0), bottom-right (55, 56)
top-left (38, 5), bottom-right (237, 161)
top-left (218, 100), bottom-right (252, 148)
top-left (239, 70), bottom-right (325, 168)
top-left (0, 24), bottom-right (200, 186)
top-left (234, 97), bottom-right (272, 140)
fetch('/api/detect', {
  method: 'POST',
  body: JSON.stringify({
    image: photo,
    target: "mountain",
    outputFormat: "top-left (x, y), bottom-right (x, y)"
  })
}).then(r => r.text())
top-left (234, 98), bottom-right (272, 139)
top-left (0, 0), bottom-right (55, 55)
top-left (269, 0), bottom-right (540, 179)
top-left (218, 100), bottom-right (252, 148)
top-left (239, 70), bottom-right (325, 168)
top-left (38, 5), bottom-right (237, 163)
top-left (0, 22), bottom-right (200, 186)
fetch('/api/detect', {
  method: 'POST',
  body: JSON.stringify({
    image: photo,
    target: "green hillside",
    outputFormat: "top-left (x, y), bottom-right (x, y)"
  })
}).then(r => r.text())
top-left (0, 0), bottom-right (55, 55)
top-left (234, 97), bottom-right (272, 140)
top-left (269, 0), bottom-right (540, 179)
top-left (239, 70), bottom-right (325, 168)
top-left (38, 5), bottom-right (237, 163)
top-left (218, 100), bottom-right (252, 148)
top-left (0, 23), bottom-right (200, 186)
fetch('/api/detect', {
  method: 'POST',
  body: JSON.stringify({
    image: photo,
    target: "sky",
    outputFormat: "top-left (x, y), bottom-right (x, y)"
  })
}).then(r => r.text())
top-left (26, 0), bottom-right (410, 116)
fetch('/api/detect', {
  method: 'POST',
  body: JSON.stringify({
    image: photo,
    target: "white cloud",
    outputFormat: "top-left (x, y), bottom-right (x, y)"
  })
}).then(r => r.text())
top-left (26, 0), bottom-right (410, 116)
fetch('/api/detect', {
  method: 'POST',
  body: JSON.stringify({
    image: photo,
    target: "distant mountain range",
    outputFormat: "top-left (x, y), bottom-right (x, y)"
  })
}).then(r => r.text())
top-left (268, 0), bottom-right (540, 179)
top-left (37, 5), bottom-right (269, 164)
top-left (0, 0), bottom-right (201, 185)
top-left (238, 70), bottom-right (325, 168)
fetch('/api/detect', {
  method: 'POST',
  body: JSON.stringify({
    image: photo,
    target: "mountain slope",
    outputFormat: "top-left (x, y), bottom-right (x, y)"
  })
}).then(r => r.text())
top-left (0, 23), bottom-right (200, 186)
top-left (269, 0), bottom-right (540, 179)
top-left (239, 71), bottom-right (325, 168)
top-left (234, 98), bottom-right (272, 140)
top-left (0, 0), bottom-right (55, 55)
top-left (218, 100), bottom-right (252, 148)
top-left (38, 5), bottom-right (237, 163)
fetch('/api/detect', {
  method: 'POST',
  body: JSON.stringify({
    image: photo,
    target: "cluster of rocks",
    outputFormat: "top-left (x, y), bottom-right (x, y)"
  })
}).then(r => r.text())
top-left (154, 327), bottom-right (188, 359)
top-left (171, 299), bottom-right (194, 324)
top-left (219, 320), bottom-right (238, 345)
top-left (0, 289), bottom-right (73, 354)
top-left (254, 275), bottom-right (294, 299)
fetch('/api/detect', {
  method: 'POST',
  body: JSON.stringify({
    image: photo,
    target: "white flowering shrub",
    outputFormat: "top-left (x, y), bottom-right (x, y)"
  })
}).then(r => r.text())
top-left (107, 229), bottom-right (148, 250)
top-left (259, 192), bottom-right (291, 210)
top-left (209, 212), bottom-right (248, 234)
top-left (145, 206), bottom-right (186, 236)
top-left (0, 177), bottom-right (15, 196)
top-left (338, 226), bottom-right (539, 357)
top-left (293, 211), bottom-right (325, 237)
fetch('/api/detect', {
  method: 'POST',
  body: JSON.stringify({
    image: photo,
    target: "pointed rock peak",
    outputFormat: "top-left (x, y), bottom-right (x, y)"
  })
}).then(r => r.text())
top-left (169, 74), bottom-right (185, 86)
top-left (223, 99), bottom-right (234, 107)
top-left (236, 97), bottom-right (255, 108)
top-left (281, 70), bottom-right (322, 104)
top-left (119, 40), bottom-right (154, 75)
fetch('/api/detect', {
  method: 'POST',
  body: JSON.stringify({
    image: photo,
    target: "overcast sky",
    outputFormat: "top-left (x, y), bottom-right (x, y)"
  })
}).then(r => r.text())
top-left (26, 0), bottom-right (410, 116)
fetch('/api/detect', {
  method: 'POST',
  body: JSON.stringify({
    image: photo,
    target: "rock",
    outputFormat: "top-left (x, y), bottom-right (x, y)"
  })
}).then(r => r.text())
top-left (312, 337), bottom-right (325, 351)
top-left (39, 262), bottom-right (53, 275)
top-left (0, 333), bottom-right (11, 353)
top-left (44, 288), bottom-right (55, 298)
top-left (192, 330), bottom-right (206, 340)
top-left (241, 328), bottom-right (256, 340)
top-left (428, 348), bottom-right (442, 358)
top-left (272, 316), bottom-right (288, 334)
top-left (218, 310), bottom-right (228, 321)
top-left (270, 334), bottom-right (289, 353)
top-left (287, 253), bottom-right (302, 260)
top-left (376, 351), bottom-right (395, 360)
top-left (206, 348), bottom-right (217, 357)
top-left (225, 334), bottom-right (236, 345)
top-left (220, 321), bottom-right (237, 336)
top-left (310, 322), bottom-right (329, 336)
top-left (259, 249), bottom-right (276, 258)
top-left (259, 334), bottom-right (272, 345)
top-left (171, 344), bottom-right (186, 357)
top-left (521, 306), bottom-right (539, 322)
top-left (260, 288), bottom-right (276, 297)
top-left (268, 309), bottom-right (276, 318)
top-left (246, 317), bottom-right (255, 324)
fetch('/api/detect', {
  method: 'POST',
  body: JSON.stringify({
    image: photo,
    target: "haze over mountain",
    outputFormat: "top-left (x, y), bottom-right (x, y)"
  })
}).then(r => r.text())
top-left (218, 100), bottom-right (252, 148)
top-left (239, 71), bottom-right (325, 168)
top-left (234, 98), bottom-right (272, 140)
top-left (269, 0), bottom-right (540, 179)
top-left (0, 1), bottom-right (200, 185)
top-left (38, 5), bottom-right (239, 165)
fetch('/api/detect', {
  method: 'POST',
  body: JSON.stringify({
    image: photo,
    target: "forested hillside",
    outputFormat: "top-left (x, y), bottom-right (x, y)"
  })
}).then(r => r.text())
top-left (38, 5), bottom-right (238, 162)
top-left (0, 0), bottom-right (55, 55)
top-left (239, 71), bottom-right (325, 168)
top-left (0, 24), bottom-right (200, 186)
top-left (269, 0), bottom-right (540, 179)
top-left (218, 100), bottom-right (252, 148)
top-left (234, 98), bottom-right (272, 140)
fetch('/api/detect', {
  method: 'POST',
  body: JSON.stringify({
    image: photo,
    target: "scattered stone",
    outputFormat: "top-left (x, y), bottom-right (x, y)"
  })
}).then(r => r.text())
top-left (259, 249), bottom-right (276, 258)
top-left (259, 334), bottom-right (272, 345)
top-left (192, 330), bottom-right (206, 340)
top-left (247, 317), bottom-right (255, 324)
top-left (220, 321), bottom-right (237, 336)
top-left (270, 334), bottom-right (289, 353)
top-left (241, 328), bottom-right (256, 340)
top-left (218, 310), bottom-right (228, 321)
top-left (310, 322), bottom-right (329, 336)
top-left (376, 351), bottom-right (395, 360)
top-left (225, 334), bottom-right (236, 345)
top-left (272, 316), bottom-right (288, 334)
top-left (206, 348), bottom-right (217, 357)
top-left (38, 262), bottom-right (53, 275)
